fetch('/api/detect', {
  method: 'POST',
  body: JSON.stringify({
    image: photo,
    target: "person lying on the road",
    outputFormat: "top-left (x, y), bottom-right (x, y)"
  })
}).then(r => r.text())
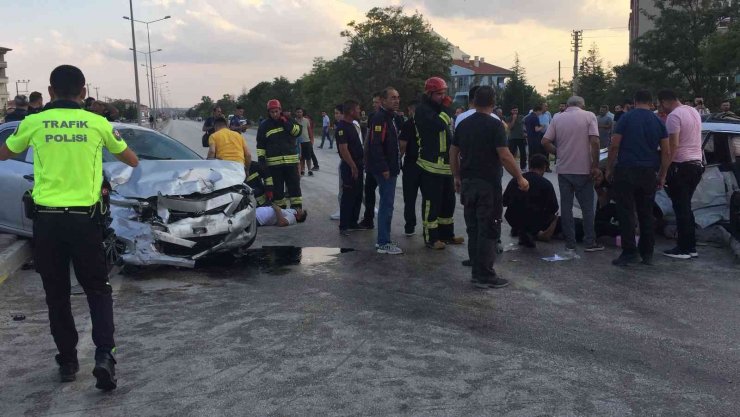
top-left (256, 203), bottom-right (308, 227)
top-left (207, 116), bottom-right (251, 170)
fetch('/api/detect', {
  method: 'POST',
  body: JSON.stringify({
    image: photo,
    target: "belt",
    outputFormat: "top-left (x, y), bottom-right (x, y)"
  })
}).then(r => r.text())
top-left (35, 204), bottom-right (96, 215)
top-left (674, 160), bottom-right (703, 166)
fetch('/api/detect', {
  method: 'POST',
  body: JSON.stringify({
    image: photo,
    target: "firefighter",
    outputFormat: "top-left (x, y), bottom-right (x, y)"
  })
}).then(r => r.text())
top-left (415, 76), bottom-right (465, 249)
top-left (246, 164), bottom-right (268, 207)
top-left (256, 99), bottom-right (303, 209)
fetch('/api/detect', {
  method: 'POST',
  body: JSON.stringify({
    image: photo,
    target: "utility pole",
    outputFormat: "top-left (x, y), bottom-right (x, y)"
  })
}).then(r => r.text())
top-left (94, 86), bottom-right (100, 100)
top-left (571, 30), bottom-right (583, 93)
top-left (558, 61), bottom-right (562, 90)
top-left (127, 0), bottom-right (142, 125)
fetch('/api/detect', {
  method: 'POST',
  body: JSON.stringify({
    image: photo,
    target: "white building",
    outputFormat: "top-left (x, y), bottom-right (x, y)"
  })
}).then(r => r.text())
top-left (0, 47), bottom-right (11, 114)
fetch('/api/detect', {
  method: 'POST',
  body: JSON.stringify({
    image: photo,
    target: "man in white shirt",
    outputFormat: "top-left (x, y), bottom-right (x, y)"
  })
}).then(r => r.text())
top-left (454, 85), bottom-right (500, 129)
top-left (256, 204), bottom-right (308, 227)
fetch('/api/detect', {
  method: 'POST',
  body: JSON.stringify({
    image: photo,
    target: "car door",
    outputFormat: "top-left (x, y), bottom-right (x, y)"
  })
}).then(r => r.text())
top-left (0, 124), bottom-right (33, 237)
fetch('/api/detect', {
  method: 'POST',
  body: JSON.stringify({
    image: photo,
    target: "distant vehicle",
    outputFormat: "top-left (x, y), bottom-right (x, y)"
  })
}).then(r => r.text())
top-left (0, 121), bottom-right (258, 268)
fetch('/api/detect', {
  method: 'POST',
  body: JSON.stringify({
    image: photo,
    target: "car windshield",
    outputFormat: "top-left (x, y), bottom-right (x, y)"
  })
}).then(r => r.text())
top-left (103, 128), bottom-right (201, 162)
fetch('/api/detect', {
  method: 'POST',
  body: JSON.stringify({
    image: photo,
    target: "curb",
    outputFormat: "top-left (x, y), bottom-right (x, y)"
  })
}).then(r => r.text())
top-left (0, 239), bottom-right (32, 281)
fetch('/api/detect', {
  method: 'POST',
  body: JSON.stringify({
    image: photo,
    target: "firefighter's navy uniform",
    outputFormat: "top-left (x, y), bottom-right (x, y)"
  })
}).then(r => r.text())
top-left (4, 98), bottom-right (128, 390)
top-left (256, 106), bottom-right (303, 209)
top-left (246, 164), bottom-right (267, 206)
top-left (415, 95), bottom-right (458, 246)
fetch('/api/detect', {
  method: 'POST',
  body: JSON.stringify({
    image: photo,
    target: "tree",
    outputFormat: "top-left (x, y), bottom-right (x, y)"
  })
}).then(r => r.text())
top-left (630, 0), bottom-right (740, 104)
top-left (215, 94), bottom-right (236, 116)
top-left (502, 54), bottom-right (543, 113)
top-left (340, 6), bottom-right (452, 106)
top-left (575, 45), bottom-right (614, 111)
top-left (194, 96), bottom-right (214, 118)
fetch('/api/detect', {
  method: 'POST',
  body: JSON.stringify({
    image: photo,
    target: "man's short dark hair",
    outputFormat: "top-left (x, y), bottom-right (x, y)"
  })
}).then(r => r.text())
top-left (294, 106), bottom-right (304, 112)
top-left (721, 99), bottom-right (731, 105)
top-left (633, 90), bottom-right (652, 104)
top-left (29, 91), bottom-right (42, 103)
top-left (296, 209), bottom-right (308, 223)
top-left (600, 104), bottom-right (609, 109)
top-left (84, 97), bottom-right (96, 108)
top-left (334, 104), bottom-right (343, 113)
top-left (380, 87), bottom-right (397, 99)
top-left (50, 65), bottom-right (85, 98)
top-left (343, 99), bottom-right (359, 115)
top-left (657, 90), bottom-right (678, 102)
top-left (529, 154), bottom-right (549, 171)
top-left (511, 105), bottom-right (519, 110)
top-left (473, 86), bottom-right (495, 108)
top-left (372, 91), bottom-right (382, 99)
top-left (213, 107), bottom-right (222, 113)
top-left (213, 116), bottom-right (228, 126)
top-left (468, 85), bottom-right (480, 101)
top-left (236, 105), bottom-right (244, 110)
top-left (533, 103), bottom-right (544, 112)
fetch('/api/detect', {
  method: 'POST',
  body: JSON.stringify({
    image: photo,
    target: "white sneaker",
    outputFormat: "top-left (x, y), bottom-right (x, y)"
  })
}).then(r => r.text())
top-left (329, 210), bottom-right (340, 220)
top-left (562, 248), bottom-right (580, 260)
top-left (377, 243), bottom-right (403, 255)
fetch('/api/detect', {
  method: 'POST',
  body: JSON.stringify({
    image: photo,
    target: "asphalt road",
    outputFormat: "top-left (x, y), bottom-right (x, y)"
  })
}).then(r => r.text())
top-left (0, 120), bottom-right (738, 416)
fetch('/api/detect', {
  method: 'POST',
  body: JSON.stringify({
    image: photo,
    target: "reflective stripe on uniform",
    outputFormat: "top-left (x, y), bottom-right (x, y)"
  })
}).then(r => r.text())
top-left (256, 149), bottom-right (266, 157)
top-left (274, 198), bottom-right (287, 207)
top-left (416, 158), bottom-right (451, 175)
top-left (256, 195), bottom-right (266, 205)
top-left (264, 177), bottom-right (274, 186)
top-left (291, 124), bottom-right (301, 136)
top-left (438, 217), bottom-right (454, 225)
top-left (289, 196), bottom-right (302, 205)
top-left (266, 155), bottom-right (300, 166)
top-left (266, 127), bottom-right (284, 138)
top-left (247, 172), bottom-right (259, 181)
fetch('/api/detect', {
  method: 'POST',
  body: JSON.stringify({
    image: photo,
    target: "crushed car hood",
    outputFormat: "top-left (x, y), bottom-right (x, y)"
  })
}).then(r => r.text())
top-left (104, 160), bottom-right (247, 198)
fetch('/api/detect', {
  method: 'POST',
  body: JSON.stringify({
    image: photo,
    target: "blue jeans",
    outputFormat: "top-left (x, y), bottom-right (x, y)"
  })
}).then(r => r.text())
top-left (373, 174), bottom-right (397, 246)
top-left (320, 127), bottom-right (332, 148)
top-left (558, 174), bottom-right (596, 248)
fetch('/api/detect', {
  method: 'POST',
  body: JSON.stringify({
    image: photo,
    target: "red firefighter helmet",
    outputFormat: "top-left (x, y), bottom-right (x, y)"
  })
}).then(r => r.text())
top-left (267, 99), bottom-right (282, 110)
top-left (424, 77), bottom-right (448, 93)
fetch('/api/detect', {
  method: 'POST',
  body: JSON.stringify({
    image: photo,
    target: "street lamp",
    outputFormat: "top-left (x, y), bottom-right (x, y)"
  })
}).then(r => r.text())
top-left (123, 14), bottom-right (171, 119)
top-left (131, 48), bottom-right (162, 110)
top-left (125, 0), bottom-right (141, 125)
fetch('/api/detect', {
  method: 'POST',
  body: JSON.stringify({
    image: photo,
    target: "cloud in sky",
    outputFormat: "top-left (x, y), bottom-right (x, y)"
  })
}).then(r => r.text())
top-left (3, 0), bottom-right (629, 108)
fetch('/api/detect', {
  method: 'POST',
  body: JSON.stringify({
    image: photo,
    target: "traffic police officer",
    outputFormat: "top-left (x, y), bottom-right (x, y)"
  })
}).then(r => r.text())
top-left (0, 65), bottom-right (139, 390)
top-left (256, 99), bottom-right (303, 209)
top-left (415, 77), bottom-right (465, 249)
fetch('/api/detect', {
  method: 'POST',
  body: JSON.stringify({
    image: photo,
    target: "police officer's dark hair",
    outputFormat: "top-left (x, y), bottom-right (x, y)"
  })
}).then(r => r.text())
top-left (657, 90), bottom-right (677, 102)
top-left (213, 116), bottom-right (228, 126)
top-left (50, 65), bottom-right (86, 99)
top-left (372, 91), bottom-right (382, 99)
top-left (529, 154), bottom-right (549, 171)
top-left (468, 85), bottom-right (480, 100)
top-left (236, 105), bottom-right (244, 110)
top-left (84, 97), bottom-right (96, 109)
top-left (343, 99), bottom-right (359, 115)
top-left (295, 106), bottom-right (304, 112)
top-left (533, 103), bottom-right (544, 112)
top-left (633, 90), bottom-right (652, 104)
top-left (334, 104), bottom-right (343, 113)
top-left (473, 86), bottom-right (495, 108)
top-left (380, 87), bottom-right (397, 99)
top-left (29, 91), bottom-right (42, 103)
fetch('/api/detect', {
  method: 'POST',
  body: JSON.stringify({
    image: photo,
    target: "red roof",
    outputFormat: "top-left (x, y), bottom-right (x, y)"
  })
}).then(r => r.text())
top-left (452, 59), bottom-right (513, 75)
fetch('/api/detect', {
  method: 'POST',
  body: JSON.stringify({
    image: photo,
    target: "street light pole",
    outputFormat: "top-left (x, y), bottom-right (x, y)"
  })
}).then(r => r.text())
top-left (127, 0), bottom-right (141, 125)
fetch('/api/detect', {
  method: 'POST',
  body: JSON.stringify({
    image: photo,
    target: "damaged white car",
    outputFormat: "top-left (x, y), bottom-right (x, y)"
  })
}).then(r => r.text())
top-left (0, 122), bottom-right (257, 268)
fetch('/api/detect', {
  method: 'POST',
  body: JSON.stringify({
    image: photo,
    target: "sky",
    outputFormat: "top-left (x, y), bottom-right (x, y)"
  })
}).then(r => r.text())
top-left (3, 0), bottom-right (631, 108)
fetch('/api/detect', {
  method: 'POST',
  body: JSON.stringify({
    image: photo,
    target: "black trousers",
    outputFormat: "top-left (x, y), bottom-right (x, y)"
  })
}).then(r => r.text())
top-left (402, 162), bottom-right (422, 232)
top-left (613, 167), bottom-right (657, 257)
top-left (461, 179), bottom-right (502, 277)
top-left (508, 138), bottom-right (527, 170)
top-left (665, 161), bottom-right (703, 251)
top-left (270, 164), bottom-right (302, 208)
top-left (33, 209), bottom-right (114, 361)
top-left (362, 171), bottom-right (377, 224)
top-left (420, 172), bottom-right (456, 244)
top-left (528, 138), bottom-right (545, 159)
top-left (339, 162), bottom-right (364, 230)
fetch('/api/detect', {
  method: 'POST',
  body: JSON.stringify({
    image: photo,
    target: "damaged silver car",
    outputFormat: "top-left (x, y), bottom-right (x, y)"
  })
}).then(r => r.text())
top-left (0, 122), bottom-right (257, 268)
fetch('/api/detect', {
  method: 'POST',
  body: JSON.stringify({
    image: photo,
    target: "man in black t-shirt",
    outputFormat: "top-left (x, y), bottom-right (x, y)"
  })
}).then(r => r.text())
top-left (450, 86), bottom-right (529, 289)
top-left (202, 107), bottom-right (223, 147)
top-left (399, 100), bottom-right (421, 235)
top-left (503, 154), bottom-right (559, 247)
top-left (336, 100), bottom-right (366, 234)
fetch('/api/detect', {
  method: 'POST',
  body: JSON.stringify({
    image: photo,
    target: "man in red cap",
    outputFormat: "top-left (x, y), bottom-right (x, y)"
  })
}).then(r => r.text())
top-left (256, 99), bottom-right (304, 209)
top-left (414, 76), bottom-right (465, 250)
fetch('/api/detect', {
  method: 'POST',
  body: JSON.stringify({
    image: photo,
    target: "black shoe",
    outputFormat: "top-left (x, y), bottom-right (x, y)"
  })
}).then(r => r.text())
top-left (349, 223), bottom-right (370, 231)
top-left (55, 354), bottom-right (79, 383)
top-left (518, 233), bottom-right (536, 248)
top-left (486, 277), bottom-right (510, 289)
top-left (612, 253), bottom-right (641, 266)
top-left (472, 275), bottom-right (509, 289)
top-left (93, 350), bottom-right (117, 391)
top-left (301, 171), bottom-right (305, 176)
top-left (339, 229), bottom-right (350, 236)
top-left (404, 227), bottom-right (415, 236)
top-left (641, 256), bottom-right (654, 266)
top-left (462, 259), bottom-right (472, 267)
top-left (357, 220), bottom-right (374, 230)
top-left (662, 247), bottom-right (692, 260)
top-left (311, 166), bottom-right (320, 171)
top-left (308, 171), bottom-right (314, 177)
